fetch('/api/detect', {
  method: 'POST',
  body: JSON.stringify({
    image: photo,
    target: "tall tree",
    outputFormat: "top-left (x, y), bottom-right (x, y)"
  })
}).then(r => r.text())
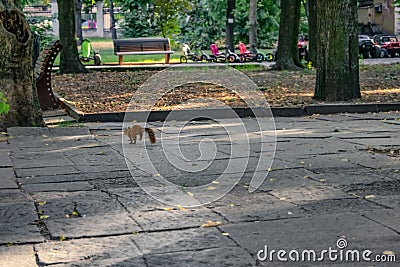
top-left (314, 0), bottom-right (360, 101)
top-left (308, 0), bottom-right (316, 65)
top-left (109, 0), bottom-right (117, 39)
top-left (0, 0), bottom-right (44, 130)
top-left (249, 0), bottom-right (257, 53)
top-left (273, 0), bottom-right (302, 70)
top-left (226, 0), bottom-right (235, 51)
top-left (75, 0), bottom-right (83, 45)
top-left (57, 0), bottom-right (88, 73)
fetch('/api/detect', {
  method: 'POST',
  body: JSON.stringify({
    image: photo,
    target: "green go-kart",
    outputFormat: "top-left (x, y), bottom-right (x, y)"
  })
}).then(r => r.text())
top-left (80, 39), bottom-right (101, 66)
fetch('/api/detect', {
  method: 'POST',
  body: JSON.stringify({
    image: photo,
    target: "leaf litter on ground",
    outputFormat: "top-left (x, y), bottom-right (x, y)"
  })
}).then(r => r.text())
top-left (52, 64), bottom-right (400, 113)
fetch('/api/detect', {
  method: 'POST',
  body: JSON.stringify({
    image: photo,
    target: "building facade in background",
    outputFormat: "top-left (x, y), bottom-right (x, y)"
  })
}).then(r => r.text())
top-left (358, 0), bottom-right (400, 35)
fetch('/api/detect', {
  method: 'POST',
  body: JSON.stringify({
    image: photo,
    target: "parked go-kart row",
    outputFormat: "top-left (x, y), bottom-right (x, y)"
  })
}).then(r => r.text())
top-left (180, 43), bottom-right (274, 63)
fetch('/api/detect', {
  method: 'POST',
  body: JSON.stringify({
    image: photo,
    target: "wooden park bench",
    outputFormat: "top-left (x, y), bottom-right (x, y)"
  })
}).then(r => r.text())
top-left (34, 40), bottom-right (63, 110)
top-left (113, 38), bottom-right (174, 65)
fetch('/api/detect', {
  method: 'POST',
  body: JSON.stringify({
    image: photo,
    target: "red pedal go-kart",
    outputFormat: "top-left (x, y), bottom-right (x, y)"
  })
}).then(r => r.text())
top-left (238, 42), bottom-right (264, 63)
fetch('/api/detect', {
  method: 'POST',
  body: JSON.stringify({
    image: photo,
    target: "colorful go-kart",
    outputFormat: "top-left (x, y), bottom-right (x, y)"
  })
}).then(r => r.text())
top-left (225, 46), bottom-right (244, 63)
top-left (210, 44), bottom-right (227, 63)
top-left (238, 42), bottom-right (264, 63)
top-left (251, 44), bottom-right (274, 62)
top-left (80, 39), bottom-right (101, 66)
top-left (180, 43), bottom-right (211, 63)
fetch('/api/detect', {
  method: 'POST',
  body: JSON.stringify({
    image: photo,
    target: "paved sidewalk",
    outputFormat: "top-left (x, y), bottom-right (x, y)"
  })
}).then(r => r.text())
top-left (0, 112), bottom-right (399, 266)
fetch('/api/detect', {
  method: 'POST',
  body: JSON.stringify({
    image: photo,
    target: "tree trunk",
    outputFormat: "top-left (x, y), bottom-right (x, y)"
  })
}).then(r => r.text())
top-left (273, 0), bottom-right (302, 70)
top-left (0, 0), bottom-right (44, 131)
top-left (249, 0), bottom-right (257, 53)
top-left (57, 0), bottom-right (88, 74)
top-left (74, 0), bottom-right (83, 45)
top-left (110, 0), bottom-right (117, 39)
top-left (226, 0), bottom-right (235, 51)
top-left (308, 0), bottom-right (317, 65)
top-left (314, 0), bottom-right (360, 101)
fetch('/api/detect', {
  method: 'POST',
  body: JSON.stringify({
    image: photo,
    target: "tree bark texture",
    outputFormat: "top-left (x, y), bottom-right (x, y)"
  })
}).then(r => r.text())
top-left (314, 0), bottom-right (360, 101)
top-left (249, 0), bottom-right (257, 53)
top-left (274, 0), bottom-right (302, 70)
top-left (110, 0), bottom-right (117, 39)
top-left (74, 0), bottom-right (83, 45)
top-left (57, 0), bottom-right (88, 74)
top-left (308, 0), bottom-right (317, 65)
top-left (226, 0), bottom-right (235, 51)
top-left (0, 0), bottom-right (44, 131)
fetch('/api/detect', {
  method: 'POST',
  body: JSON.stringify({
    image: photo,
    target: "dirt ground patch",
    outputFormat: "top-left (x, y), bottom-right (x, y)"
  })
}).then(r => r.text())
top-left (52, 64), bottom-right (400, 113)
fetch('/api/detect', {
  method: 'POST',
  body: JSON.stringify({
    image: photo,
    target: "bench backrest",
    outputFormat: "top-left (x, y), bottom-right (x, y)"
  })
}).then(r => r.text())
top-left (34, 40), bottom-right (63, 111)
top-left (34, 40), bottom-right (63, 80)
top-left (113, 38), bottom-right (171, 53)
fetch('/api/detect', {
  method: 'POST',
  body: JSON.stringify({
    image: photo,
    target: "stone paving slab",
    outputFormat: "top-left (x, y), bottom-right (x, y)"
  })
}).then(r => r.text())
top-left (257, 168), bottom-right (321, 191)
top-left (43, 115), bottom-right (76, 125)
top-left (297, 198), bottom-right (387, 215)
top-left (35, 235), bottom-right (143, 266)
top-left (16, 170), bottom-right (132, 185)
top-left (31, 191), bottom-right (141, 238)
top-left (0, 168), bottom-right (18, 189)
top-left (342, 179), bottom-right (400, 198)
top-left (63, 146), bottom-right (125, 166)
top-left (74, 163), bottom-right (129, 173)
top-left (2, 113), bottom-right (400, 266)
top-left (274, 138), bottom-right (363, 155)
top-left (208, 188), bottom-right (303, 223)
top-left (0, 190), bottom-right (31, 203)
top-left (0, 202), bottom-right (37, 224)
top-left (134, 208), bottom-right (225, 232)
top-left (269, 185), bottom-right (351, 202)
top-left (0, 245), bottom-right (37, 267)
top-left (0, 150), bottom-right (12, 167)
top-left (21, 181), bottom-right (94, 193)
top-left (133, 228), bottom-right (235, 254)
top-left (221, 213), bottom-right (400, 265)
top-left (11, 151), bottom-right (74, 169)
top-left (283, 152), bottom-right (358, 168)
top-left (0, 223), bottom-right (44, 245)
top-left (363, 208), bottom-right (400, 233)
top-left (111, 188), bottom-right (226, 231)
top-left (144, 246), bottom-right (256, 267)
top-left (0, 202), bottom-right (42, 244)
top-left (367, 194), bottom-right (400, 209)
top-left (312, 168), bottom-right (395, 187)
top-left (14, 165), bottom-right (80, 178)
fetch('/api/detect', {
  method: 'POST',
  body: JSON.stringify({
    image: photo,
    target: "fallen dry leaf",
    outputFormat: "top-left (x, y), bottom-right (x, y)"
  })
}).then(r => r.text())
top-left (202, 220), bottom-right (223, 228)
top-left (52, 65), bottom-right (400, 113)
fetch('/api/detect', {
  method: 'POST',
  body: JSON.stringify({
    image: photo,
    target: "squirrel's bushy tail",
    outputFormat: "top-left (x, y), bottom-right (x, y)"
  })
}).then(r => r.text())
top-left (145, 128), bottom-right (156, 143)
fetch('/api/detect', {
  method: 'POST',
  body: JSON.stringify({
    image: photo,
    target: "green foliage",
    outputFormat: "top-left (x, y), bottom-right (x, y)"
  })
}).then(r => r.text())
top-left (121, 0), bottom-right (191, 39)
top-left (234, 0), bottom-right (280, 48)
top-left (29, 17), bottom-right (55, 49)
top-left (178, 0), bottom-right (226, 48)
top-left (154, 0), bottom-right (192, 37)
top-left (0, 92), bottom-right (10, 115)
top-left (121, 1), bottom-right (157, 37)
top-left (121, 0), bottom-right (281, 49)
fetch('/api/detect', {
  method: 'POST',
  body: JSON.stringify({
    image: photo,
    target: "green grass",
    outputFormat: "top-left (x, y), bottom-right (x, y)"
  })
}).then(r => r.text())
top-left (232, 64), bottom-right (265, 71)
top-left (54, 48), bottom-right (184, 65)
top-left (83, 37), bottom-right (113, 42)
